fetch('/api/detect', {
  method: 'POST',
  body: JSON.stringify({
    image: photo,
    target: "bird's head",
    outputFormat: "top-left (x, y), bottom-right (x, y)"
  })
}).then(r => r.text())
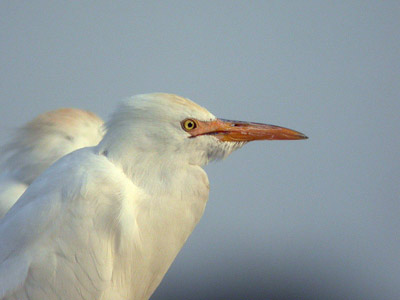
top-left (100, 93), bottom-right (307, 168)
top-left (1, 108), bottom-right (104, 184)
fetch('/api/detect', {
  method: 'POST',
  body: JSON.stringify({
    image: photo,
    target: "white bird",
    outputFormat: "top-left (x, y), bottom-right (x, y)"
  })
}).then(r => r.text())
top-left (0, 108), bottom-right (104, 218)
top-left (0, 93), bottom-right (307, 300)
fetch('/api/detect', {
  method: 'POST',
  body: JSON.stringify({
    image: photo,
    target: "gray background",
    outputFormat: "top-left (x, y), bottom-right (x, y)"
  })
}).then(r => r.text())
top-left (1, 1), bottom-right (399, 299)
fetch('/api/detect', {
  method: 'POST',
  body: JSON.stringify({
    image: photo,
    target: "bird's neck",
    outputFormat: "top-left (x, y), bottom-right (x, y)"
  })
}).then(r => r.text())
top-left (95, 141), bottom-right (210, 299)
top-left (101, 150), bottom-right (174, 192)
top-left (96, 137), bottom-right (203, 195)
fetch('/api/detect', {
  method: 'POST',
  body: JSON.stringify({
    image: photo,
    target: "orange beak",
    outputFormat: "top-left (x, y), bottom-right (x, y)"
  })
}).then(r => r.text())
top-left (190, 119), bottom-right (308, 142)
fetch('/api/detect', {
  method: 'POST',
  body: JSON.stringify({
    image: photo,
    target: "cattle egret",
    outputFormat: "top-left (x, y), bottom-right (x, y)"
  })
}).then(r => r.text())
top-left (0, 93), bottom-right (307, 300)
top-left (0, 108), bottom-right (104, 217)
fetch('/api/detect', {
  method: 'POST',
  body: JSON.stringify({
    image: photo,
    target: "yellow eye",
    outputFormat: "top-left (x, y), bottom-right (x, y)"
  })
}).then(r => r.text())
top-left (182, 119), bottom-right (197, 131)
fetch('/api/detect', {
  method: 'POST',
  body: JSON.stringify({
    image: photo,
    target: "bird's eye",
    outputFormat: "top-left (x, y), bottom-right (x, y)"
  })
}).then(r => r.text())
top-left (182, 119), bottom-right (197, 131)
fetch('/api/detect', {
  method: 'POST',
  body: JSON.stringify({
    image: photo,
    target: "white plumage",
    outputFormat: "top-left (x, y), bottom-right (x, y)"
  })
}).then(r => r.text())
top-left (0, 93), bottom-right (307, 300)
top-left (0, 108), bottom-right (104, 218)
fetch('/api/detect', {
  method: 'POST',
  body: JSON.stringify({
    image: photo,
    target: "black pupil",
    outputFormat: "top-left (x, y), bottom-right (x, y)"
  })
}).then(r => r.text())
top-left (187, 122), bottom-right (193, 128)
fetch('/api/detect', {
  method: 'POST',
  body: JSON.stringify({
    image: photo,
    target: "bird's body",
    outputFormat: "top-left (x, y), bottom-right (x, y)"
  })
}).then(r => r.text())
top-left (1, 147), bottom-right (207, 299)
top-left (0, 93), bottom-right (307, 299)
top-left (0, 108), bottom-right (104, 218)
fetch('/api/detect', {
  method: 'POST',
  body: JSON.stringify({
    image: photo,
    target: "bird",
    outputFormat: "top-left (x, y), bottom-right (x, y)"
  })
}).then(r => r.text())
top-left (0, 108), bottom-right (104, 218)
top-left (0, 93), bottom-right (307, 300)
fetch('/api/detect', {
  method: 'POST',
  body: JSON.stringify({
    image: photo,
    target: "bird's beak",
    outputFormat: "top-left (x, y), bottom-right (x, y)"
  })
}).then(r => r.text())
top-left (191, 119), bottom-right (308, 142)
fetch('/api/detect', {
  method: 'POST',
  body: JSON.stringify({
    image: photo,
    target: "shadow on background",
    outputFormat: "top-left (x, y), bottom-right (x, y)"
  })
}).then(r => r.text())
top-left (153, 250), bottom-right (392, 300)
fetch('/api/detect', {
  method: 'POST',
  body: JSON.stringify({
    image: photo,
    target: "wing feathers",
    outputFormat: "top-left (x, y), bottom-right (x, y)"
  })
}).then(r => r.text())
top-left (0, 254), bottom-right (30, 298)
